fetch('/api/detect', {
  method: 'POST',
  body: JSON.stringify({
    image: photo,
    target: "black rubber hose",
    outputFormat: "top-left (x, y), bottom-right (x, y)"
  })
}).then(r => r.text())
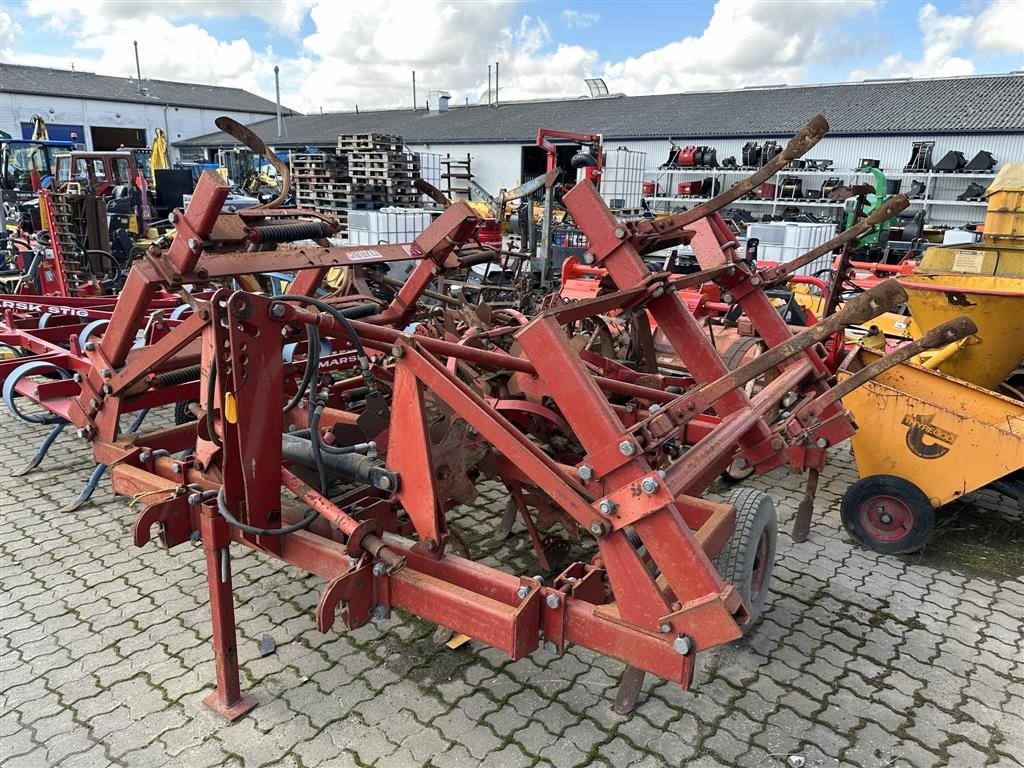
top-left (205, 356), bottom-right (223, 448)
top-left (275, 294), bottom-right (375, 392)
top-left (310, 390), bottom-right (328, 494)
top-left (283, 324), bottom-right (320, 413)
top-left (216, 486), bottom-right (317, 536)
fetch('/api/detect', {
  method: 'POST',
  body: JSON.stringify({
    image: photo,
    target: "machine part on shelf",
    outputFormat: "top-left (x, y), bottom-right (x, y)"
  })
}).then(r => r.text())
top-left (857, 159), bottom-right (880, 170)
top-left (804, 159), bottom-right (833, 171)
top-left (760, 141), bottom-right (781, 166)
top-left (721, 156), bottom-right (738, 169)
top-left (698, 147), bottom-right (718, 167)
top-left (699, 177), bottom-right (720, 198)
top-left (932, 150), bottom-right (967, 173)
top-left (660, 144), bottom-right (680, 169)
top-left (756, 183), bottom-right (776, 200)
top-left (778, 177), bottom-right (803, 200)
top-left (957, 182), bottom-right (989, 201)
top-left (677, 146), bottom-right (698, 167)
top-left (820, 177), bottom-right (843, 198)
top-left (742, 142), bottom-right (761, 168)
top-left (964, 150), bottom-right (997, 172)
top-left (908, 179), bottom-right (927, 198)
top-left (904, 141), bottom-right (934, 172)
top-left (677, 181), bottom-right (703, 197)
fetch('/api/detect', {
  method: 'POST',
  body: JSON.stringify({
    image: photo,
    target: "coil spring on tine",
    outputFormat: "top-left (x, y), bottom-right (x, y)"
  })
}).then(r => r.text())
top-left (153, 365), bottom-right (202, 387)
top-left (250, 221), bottom-right (332, 245)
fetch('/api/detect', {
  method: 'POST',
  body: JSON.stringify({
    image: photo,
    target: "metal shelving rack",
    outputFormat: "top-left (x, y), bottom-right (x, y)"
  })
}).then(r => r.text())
top-left (644, 167), bottom-right (995, 220)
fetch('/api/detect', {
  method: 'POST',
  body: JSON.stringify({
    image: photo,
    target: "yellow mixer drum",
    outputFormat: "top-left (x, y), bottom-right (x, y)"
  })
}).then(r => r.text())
top-left (899, 272), bottom-right (1024, 390)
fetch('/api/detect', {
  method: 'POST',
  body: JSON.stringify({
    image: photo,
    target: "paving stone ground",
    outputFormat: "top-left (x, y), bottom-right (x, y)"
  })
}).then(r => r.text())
top-left (1, 407), bottom-right (1022, 768)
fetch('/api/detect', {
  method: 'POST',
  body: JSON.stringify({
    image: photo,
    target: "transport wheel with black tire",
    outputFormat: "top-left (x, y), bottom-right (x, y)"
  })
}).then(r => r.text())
top-left (174, 400), bottom-right (198, 425)
top-left (720, 337), bottom-right (773, 481)
top-left (840, 474), bottom-right (935, 554)
top-left (715, 487), bottom-right (777, 634)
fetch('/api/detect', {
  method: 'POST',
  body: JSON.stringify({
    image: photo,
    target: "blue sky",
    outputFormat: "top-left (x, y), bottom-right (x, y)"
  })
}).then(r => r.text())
top-left (1, 1), bottom-right (1021, 113)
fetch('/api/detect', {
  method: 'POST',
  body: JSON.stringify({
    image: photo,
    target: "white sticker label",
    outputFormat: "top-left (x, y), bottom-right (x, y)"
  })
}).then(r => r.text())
top-left (952, 249), bottom-right (985, 273)
top-left (346, 249), bottom-right (385, 262)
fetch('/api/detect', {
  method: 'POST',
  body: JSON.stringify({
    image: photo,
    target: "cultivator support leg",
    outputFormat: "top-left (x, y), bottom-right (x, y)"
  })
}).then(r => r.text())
top-left (199, 502), bottom-right (256, 720)
top-left (613, 666), bottom-right (647, 715)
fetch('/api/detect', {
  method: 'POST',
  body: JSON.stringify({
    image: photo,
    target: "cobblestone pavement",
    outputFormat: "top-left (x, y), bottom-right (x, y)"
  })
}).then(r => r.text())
top-left (1, 408), bottom-right (1022, 768)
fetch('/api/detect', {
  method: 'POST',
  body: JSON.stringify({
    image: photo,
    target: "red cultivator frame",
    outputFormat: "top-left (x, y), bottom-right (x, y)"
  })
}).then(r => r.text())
top-left (3, 114), bottom-right (973, 719)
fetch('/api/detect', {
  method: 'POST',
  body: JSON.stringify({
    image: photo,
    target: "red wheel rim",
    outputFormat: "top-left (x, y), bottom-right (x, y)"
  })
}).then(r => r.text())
top-left (750, 529), bottom-right (770, 599)
top-left (858, 494), bottom-right (913, 542)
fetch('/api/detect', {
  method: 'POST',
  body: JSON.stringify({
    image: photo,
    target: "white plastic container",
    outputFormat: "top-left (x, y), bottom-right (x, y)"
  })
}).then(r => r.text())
top-left (745, 222), bottom-right (835, 273)
top-left (600, 148), bottom-right (646, 210)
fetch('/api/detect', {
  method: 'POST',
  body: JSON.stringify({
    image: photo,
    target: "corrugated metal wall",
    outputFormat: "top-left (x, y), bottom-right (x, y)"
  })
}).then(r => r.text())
top-left (410, 133), bottom-right (1024, 227)
top-left (407, 142), bottom-right (521, 200)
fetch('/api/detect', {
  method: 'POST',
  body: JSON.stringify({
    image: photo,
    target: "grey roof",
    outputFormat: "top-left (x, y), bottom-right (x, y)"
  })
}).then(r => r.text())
top-left (0, 63), bottom-right (290, 114)
top-left (176, 73), bottom-right (1024, 148)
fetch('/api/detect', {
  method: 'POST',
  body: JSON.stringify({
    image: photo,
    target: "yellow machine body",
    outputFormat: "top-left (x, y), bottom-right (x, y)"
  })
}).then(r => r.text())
top-left (983, 162), bottom-right (1024, 242)
top-left (841, 348), bottom-right (1024, 508)
top-left (897, 271), bottom-right (1024, 389)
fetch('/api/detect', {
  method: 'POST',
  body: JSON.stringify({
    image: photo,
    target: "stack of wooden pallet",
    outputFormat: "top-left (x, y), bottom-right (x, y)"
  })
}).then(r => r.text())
top-left (337, 134), bottom-right (421, 206)
top-left (290, 153), bottom-right (378, 232)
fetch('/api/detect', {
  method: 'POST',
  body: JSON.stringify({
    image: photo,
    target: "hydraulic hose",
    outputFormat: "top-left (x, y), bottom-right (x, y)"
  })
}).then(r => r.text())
top-left (215, 486), bottom-right (317, 536)
top-left (275, 294), bottom-right (376, 393)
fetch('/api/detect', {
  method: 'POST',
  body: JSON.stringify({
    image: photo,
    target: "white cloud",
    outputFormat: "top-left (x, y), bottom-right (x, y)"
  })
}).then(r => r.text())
top-left (1, 10), bottom-right (22, 61)
top-left (24, 0), bottom-right (313, 35)
top-left (847, 2), bottom-right (975, 80)
top-left (562, 9), bottom-right (599, 29)
top-left (602, 0), bottom-right (879, 95)
top-left (293, 3), bottom-right (600, 112)
top-left (11, 3), bottom-right (288, 107)
top-left (4, 0), bottom-right (1019, 120)
top-left (972, 0), bottom-right (1024, 57)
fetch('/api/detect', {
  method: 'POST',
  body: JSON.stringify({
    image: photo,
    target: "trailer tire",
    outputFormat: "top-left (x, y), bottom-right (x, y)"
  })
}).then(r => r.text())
top-left (174, 400), bottom-right (198, 426)
top-left (841, 475), bottom-right (935, 554)
top-left (715, 488), bottom-right (777, 634)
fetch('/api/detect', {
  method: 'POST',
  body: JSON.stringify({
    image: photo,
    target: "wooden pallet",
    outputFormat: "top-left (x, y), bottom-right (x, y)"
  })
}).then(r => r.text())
top-left (337, 133), bottom-right (402, 151)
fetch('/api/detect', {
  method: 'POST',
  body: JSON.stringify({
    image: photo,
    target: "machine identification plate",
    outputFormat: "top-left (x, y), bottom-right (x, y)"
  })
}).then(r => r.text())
top-left (951, 249), bottom-right (985, 273)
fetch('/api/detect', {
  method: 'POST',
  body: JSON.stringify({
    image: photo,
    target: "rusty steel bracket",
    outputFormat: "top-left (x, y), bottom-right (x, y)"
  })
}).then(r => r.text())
top-left (317, 560), bottom-right (374, 632)
top-left (132, 493), bottom-right (193, 548)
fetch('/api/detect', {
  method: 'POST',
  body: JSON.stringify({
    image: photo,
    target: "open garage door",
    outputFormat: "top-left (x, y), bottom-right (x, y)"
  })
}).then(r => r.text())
top-left (90, 126), bottom-right (146, 150)
top-left (521, 144), bottom-right (578, 185)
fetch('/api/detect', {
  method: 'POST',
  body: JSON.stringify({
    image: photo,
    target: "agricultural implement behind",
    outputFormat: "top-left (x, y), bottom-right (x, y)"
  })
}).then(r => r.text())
top-left (0, 114), bottom-right (977, 718)
top-left (838, 177), bottom-right (1024, 553)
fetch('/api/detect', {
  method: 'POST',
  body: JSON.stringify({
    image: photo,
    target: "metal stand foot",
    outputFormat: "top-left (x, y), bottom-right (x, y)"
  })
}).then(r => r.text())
top-left (200, 504), bottom-right (256, 721)
top-left (612, 665), bottom-right (646, 714)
